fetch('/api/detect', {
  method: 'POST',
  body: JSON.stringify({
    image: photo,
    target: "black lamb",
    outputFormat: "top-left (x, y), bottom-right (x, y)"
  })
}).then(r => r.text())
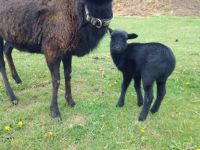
top-left (109, 29), bottom-right (176, 121)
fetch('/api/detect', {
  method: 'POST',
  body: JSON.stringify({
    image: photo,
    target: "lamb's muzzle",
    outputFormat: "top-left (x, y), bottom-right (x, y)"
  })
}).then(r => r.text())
top-left (85, 5), bottom-right (112, 28)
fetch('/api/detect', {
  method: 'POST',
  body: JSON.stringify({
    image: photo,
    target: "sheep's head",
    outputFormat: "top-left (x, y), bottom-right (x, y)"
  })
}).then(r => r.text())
top-left (83, 0), bottom-right (113, 19)
top-left (85, 0), bottom-right (112, 5)
top-left (109, 29), bottom-right (138, 53)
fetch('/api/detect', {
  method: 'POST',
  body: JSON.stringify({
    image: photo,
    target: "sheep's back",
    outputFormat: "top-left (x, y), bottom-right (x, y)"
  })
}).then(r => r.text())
top-left (0, 0), bottom-right (80, 52)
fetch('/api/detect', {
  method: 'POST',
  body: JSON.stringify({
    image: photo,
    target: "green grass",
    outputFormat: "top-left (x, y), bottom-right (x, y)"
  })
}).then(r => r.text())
top-left (0, 15), bottom-right (200, 150)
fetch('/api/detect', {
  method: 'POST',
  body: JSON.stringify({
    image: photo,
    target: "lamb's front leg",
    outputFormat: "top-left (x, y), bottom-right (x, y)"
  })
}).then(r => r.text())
top-left (62, 55), bottom-right (75, 107)
top-left (116, 72), bottom-right (132, 107)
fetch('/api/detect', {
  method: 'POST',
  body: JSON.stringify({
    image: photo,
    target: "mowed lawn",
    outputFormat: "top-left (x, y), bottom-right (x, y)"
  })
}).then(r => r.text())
top-left (0, 15), bottom-right (200, 150)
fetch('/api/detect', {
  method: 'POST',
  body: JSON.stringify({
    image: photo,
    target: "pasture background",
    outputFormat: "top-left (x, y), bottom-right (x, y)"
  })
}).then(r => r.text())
top-left (0, 15), bottom-right (200, 149)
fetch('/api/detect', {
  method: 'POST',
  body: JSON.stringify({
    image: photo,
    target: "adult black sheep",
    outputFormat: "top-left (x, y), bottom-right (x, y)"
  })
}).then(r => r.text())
top-left (0, 0), bottom-right (113, 120)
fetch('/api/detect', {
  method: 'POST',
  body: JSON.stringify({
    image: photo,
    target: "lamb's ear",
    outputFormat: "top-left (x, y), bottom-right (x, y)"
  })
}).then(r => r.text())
top-left (128, 33), bottom-right (138, 39)
top-left (108, 28), bottom-right (113, 35)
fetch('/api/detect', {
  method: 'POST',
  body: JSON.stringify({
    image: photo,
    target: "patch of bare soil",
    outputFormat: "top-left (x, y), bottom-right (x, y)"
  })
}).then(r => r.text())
top-left (113, 0), bottom-right (200, 16)
top-left (67, 114), bottom-right (86, 128)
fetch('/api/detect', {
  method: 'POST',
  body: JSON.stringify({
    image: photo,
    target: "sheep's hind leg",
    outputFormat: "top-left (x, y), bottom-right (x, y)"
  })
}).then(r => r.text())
top-left (138, 80), bottom-right (154, 121)
top-left (151, 79), bottom-right (166, 113)
top-left (0, 38), bottom-right (17, 104)
top-left (62, 55), bottom-right (75, 107)
top-left (116, 72), bottom-right (132, 107)
top-left (133, 75), bottom-right (143, 107)
top-left (4, 43), bottom-right (22, 84)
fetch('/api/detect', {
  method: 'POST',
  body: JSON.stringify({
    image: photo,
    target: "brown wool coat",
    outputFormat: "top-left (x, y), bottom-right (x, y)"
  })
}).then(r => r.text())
top-left (0, 0), bottom-right (80, 55)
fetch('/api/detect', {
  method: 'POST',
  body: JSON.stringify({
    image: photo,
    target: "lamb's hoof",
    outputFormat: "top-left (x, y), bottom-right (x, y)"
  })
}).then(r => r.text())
top-left (12, 100), bottom-right (18, 105)
top-left (137, 101), bottom-right (143, 107)
top-left (116, 102), bottom-right (124, 107)
top-left (68, 100), bottom-right (76, 107)
top-left (150, 108), bottom-right (158, 114)
top-left (138, 114), bottom-right (147, 121)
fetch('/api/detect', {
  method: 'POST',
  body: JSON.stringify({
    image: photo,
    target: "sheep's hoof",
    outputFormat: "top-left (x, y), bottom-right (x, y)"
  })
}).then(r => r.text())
top-left (68, 100), bottom-right (76, 107)
top-left (53, 117), bottom-right (62, 122)
top-left (116, 101), bottom-right (124, 107)
top-left (12, 100), bottom-right (18, 105)
top-left (50, 107), bottom-right (61, 121)
top-left (15, 78), bottom-right (22, 84)
top-left (13, 76), bottom-right (22, 84)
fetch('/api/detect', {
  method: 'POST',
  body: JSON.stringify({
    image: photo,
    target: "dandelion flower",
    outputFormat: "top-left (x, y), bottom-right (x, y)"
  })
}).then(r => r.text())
top-left (4, 125), bottom-right (11, 132)
top-left (171, 114), bottom-right (176, 118)
top-left (108, 80), bottom-right (117, 88)
top-left (185, 82), bottom-right (190, 85)
top-left (140, 128), bottom-right (145, 133)
top-left (46, 131), bottom-right (54, 137)
top-left (17, 121), bottom-right (24, 127)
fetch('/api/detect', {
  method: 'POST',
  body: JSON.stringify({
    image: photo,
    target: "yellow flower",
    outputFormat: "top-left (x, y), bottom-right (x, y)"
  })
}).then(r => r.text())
top-left (196, 148), bottom-right (200, 150)
top-left (185, 82), bottom-right (190, 85)
top-left (18, 121), bottom-right (24, 127)
top-left (46, 131), bottom-right (54, 137)
top-left (171, 114), bottom-right (176, 118)
top-left (140, 128), bottom-right (145, 133)
top-left (108, 83), bottom-right (113, 88)
top-left (108, 80), bottom-right (117, 88)
top-left (4, 125), bottom-right (11, 132)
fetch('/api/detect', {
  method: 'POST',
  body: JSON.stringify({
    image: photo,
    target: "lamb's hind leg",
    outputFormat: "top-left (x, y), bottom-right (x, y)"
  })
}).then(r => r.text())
top-left (4, 42), bottom-right (22, 84)
top-left (62, 55), bottom-right (75, 107)
top-left (133, 75), bottom-right (143, 107)
top-left (138, 78), bottom-right (154, 121)
top-left (0, 38), bottom-right (17, 104)
top-left (151, 79), bottom-right (166, 113)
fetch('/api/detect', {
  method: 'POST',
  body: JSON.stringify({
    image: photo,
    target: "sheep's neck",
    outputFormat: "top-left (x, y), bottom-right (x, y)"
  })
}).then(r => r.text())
top-left (70, 1), bottom-right (111, 57)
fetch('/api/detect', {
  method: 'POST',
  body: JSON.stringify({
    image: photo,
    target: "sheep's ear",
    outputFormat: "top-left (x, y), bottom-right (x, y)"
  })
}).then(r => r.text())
top-left (108, 28), bottom-right (113, 35)
top-left (128, 33), bottom-right (138, 39)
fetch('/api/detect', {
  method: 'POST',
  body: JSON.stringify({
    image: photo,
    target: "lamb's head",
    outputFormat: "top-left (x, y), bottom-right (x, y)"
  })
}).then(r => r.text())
top-left (109, 29), bottom-right (138, 53)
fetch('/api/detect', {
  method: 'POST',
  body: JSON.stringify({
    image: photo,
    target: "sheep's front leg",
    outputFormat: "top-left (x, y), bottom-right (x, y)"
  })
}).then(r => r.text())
top-left (4, 43), bottom-right (22, 84)
top-left (44, 44), bottom-right (62, 120)
top-left (62, 55), bottom-right (75, 107)
top-left (0, 38), bottom-right (17, 104)
top-left (116, 72), bottom-right (132, 107)
top-left (47, 58), bottom-right (61, 120)
top-left (133, 75), bottom-right (143, 107)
